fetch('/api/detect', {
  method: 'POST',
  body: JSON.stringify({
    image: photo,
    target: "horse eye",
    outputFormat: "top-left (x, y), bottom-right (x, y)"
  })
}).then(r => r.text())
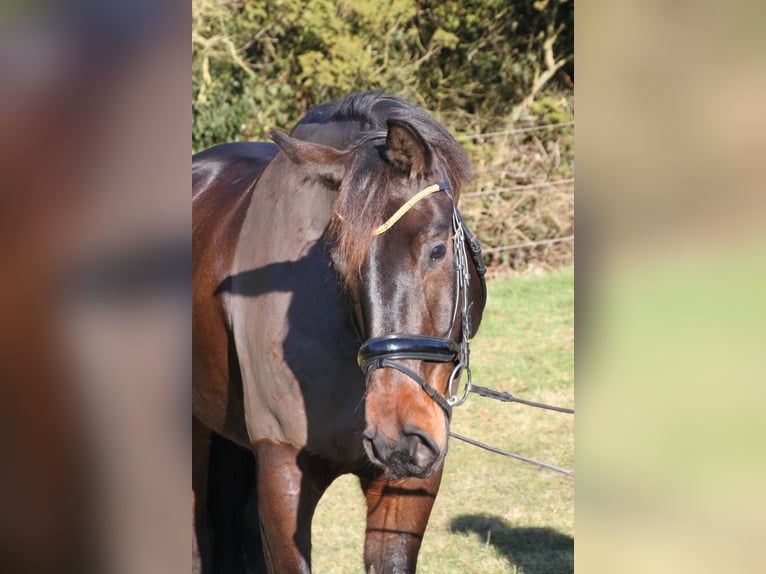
top-left (430, 243), bottom-right (447, 262)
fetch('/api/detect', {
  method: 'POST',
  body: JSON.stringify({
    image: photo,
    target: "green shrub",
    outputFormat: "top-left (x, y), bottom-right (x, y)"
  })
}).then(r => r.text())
top-left (192, 0), bottom-right (574, 271)
top-left (192, 0), bottom-right (573, 149)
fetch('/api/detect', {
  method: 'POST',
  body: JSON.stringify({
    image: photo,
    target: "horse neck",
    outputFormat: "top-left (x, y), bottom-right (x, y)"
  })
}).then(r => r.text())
top-left (247, 157), bottom-right (337, 262)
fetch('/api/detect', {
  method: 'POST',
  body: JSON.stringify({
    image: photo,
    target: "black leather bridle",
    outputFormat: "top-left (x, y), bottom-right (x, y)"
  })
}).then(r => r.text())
top-left (356, 174), bottom-right (487, 422)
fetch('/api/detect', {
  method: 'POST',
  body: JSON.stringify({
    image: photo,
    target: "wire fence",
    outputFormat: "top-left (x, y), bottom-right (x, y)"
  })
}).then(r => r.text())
top-left (456, 121), bottom-right (574, 267)
top-left (482, 236), bottom-right (574, 255)
top-left (455, 121), bottom-right (574, 141)
top-left (464, 177), bottom-right (574, 198)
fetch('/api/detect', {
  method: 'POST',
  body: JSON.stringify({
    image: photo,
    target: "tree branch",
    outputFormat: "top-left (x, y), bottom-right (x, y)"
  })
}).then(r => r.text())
top-left (509, 22), bottom-right (572, 122)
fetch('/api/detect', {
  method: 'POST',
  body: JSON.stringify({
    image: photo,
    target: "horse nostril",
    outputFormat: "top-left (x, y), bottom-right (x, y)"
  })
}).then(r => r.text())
top-left (363, 429), bottom-right (392, 465)
top-left (408, 437), bottom-right (433, 467)
top-left (403, 427), bottom-right (439, 468)
top-left (362, 427), bottom-right (376, 441)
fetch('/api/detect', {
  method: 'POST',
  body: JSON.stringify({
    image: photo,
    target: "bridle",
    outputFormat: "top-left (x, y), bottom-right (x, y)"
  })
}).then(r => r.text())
top-left (356, 168), bottom-right (487, 422)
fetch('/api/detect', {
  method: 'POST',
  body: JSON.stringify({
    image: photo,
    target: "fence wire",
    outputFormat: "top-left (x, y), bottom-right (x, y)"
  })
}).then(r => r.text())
top-left (458, 120), bottom-right (574, 261)
top-left (456, 121), bottom-right (574, 141)
top-left (464, 178), bottom-right (574, 198)
top-left (482, 236), bottom-right (574, 255)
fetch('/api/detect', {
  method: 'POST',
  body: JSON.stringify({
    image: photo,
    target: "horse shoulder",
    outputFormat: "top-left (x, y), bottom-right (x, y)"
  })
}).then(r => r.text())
top-left (192, 142), bottom-right (276, 443)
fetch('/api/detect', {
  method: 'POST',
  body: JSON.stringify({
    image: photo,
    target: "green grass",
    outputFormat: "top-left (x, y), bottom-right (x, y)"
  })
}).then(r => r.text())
top-left (312, 267), bottom-right (574, 573)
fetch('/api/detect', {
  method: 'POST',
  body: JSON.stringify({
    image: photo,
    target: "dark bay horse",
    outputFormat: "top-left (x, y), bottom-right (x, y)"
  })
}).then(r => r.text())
top-left (193, 92), bottom-right (486, 573)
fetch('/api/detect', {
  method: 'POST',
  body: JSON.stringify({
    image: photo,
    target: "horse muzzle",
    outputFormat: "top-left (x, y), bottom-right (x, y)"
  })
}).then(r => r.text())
top-left (362, 424), bottom-right (443, 480)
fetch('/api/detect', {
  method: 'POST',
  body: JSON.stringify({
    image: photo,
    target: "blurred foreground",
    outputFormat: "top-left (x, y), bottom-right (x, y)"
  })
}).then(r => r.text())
top-left (0, 0), bottom-right (764, 572)
top-left (0, 2), bottom-right (187, 572)
top-left (577, 0), bottom-right (766, 572)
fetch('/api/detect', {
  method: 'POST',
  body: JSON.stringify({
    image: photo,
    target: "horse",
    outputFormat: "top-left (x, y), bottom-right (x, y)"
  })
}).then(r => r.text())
top-left (192, 92), bottom-right (487, 573)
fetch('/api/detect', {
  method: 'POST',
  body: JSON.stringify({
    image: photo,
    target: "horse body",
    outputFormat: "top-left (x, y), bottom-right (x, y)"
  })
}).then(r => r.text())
top-left (193, 140), bottom-right (372, 573)
top-left (193, 92), bottom-right (484, 573)
top-left (226, 146), bottom-right (367, 462)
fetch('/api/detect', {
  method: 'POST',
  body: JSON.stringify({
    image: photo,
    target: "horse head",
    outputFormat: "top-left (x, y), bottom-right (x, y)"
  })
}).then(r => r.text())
top-left (270, 116), bottom-right (486, 480)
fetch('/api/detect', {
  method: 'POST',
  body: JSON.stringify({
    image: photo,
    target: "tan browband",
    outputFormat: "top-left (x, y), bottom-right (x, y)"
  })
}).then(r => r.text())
top-left (372, 184), bottom-right (443, 236)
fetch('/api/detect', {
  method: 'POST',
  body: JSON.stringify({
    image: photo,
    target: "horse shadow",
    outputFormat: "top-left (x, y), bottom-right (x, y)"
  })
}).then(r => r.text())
top-left (450, 514), bottom-right (573, 574)
top-left (214, 237), bottom-right (364, 439)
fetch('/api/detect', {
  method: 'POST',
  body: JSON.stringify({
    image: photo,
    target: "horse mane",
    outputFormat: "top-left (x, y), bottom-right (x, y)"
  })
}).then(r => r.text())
top-left (295, 92), bottom-right (471, 285)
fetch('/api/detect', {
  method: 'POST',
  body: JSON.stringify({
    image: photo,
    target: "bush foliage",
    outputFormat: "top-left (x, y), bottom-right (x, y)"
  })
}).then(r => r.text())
top-left (192, 0), bottom-right (572, 150)
top-left (192, 0), bottom-right (574, 271)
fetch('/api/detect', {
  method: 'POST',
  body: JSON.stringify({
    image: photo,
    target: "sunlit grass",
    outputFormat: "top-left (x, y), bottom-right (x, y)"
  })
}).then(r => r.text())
top-left (312, 267), bottom-right (574, 572)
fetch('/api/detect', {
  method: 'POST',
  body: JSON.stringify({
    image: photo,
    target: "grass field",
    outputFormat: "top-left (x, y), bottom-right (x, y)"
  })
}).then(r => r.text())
top-left (312, 267), bottom-right (574, 573)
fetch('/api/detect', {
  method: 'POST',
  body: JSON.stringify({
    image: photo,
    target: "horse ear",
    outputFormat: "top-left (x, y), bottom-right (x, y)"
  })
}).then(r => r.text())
top-left (385, 119), bottom-right (432, 178)
top-left (269, 131), bottom-right (347, 187)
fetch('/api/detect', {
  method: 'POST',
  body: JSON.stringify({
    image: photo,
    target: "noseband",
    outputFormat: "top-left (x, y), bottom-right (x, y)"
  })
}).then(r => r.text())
top-left (356, 172), bottom-right (487, 422)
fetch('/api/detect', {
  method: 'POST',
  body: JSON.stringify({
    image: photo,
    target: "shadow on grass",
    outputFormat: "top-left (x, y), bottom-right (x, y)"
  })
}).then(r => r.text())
top-left (450, 514), bottom-right (573, 574)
